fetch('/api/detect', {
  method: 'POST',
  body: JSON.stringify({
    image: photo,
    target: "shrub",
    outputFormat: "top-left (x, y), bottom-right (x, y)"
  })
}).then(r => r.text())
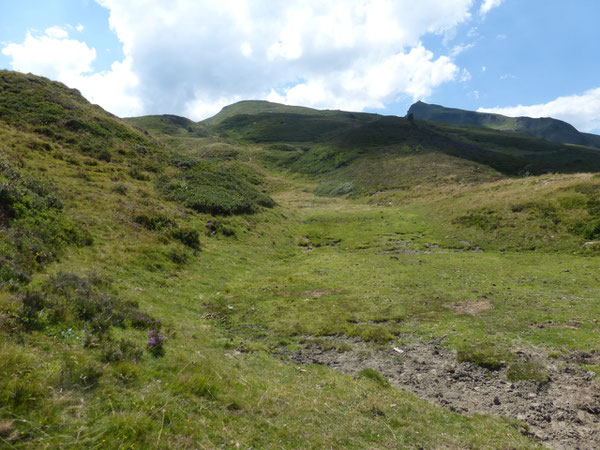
top-left (134, 213), bottom-right (177, 232)
top-left (157, 160), bottom-right (275, 216)
top-left (0, 160), bottom-right (91, 290)
top-left (170, 228), bottom-right (200, 250)
top-left (16, 272), bottom-right (158, 334)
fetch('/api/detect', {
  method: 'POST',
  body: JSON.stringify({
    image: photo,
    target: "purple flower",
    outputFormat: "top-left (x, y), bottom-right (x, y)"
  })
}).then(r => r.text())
top-left (147, 329), bottom-right (166, 356)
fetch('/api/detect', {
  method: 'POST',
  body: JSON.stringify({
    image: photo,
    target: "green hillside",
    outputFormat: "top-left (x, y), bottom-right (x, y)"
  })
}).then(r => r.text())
top-left (206, 101), bottom-right (600, 198)
top-left (1, 72), bottom-right (599, 449)
top-left (202, 100), bottom-right (378, 126)
top-left (408, 100), bottom-right (600, 148)
top-left (126, 114), bottom-right (209, 138)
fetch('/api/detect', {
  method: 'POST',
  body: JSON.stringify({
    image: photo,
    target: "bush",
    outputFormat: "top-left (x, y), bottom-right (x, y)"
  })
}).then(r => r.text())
top-left (157, 160), bottom-right (275, 216)
top-left (16, 272), bottom-right (158, 334)
top-left (134, 213), bottom-right (177, 232)
top-left (170, 228), bottom-right (200, 250)
top-left (0, 159), bottom-right (91, 290)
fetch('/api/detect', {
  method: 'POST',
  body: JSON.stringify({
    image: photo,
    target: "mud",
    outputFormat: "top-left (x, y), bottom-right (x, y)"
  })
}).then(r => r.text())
top-left (289, 338), bottom-right (600, 449)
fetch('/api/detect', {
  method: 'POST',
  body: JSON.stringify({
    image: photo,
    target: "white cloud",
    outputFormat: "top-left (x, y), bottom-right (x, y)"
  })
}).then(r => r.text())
top-left (45, 26), bottom-right (69, 39)
top-left (94, 0), bottom-right (475, 119)
top-left (266, 45), bottom-right (458, 111)
top-left (2, 28), bottom-right (96, 80)
top-left (76, 24), bottom-right (85, 32)
top-left (478, 88), bottom-right (600, 133)
top-left (450, 43), bottom-right (474, 57)
top-left (2, 27), bottom-right (142, 117)
top-left (3, 1), bottom-right (479, 119)
top-left (459, 68), bottom-right (472, 82)
top-left (480, 0), bottom-right (504, 16)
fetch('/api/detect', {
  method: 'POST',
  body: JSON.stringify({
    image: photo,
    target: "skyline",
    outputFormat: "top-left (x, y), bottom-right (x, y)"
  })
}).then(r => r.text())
top-left (1, 0), bottom-right (599, 133)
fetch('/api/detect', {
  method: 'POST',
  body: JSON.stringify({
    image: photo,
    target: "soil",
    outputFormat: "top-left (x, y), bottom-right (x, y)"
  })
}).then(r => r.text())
top-left (289, 337), bottom-right (600, 449)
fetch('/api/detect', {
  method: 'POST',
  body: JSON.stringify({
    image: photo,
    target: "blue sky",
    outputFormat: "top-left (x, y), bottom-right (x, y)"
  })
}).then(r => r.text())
top-left (1, 0), bottom-right (599, 133)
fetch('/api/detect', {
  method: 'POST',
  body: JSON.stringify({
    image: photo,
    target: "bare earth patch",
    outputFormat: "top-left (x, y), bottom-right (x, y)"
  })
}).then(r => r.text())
top-left (446, 300), bottom-right (493, 315)
top-left (289, 338), bottom-right (600, 449)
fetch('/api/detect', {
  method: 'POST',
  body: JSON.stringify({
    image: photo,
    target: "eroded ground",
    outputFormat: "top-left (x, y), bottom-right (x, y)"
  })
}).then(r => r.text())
top-left (290, 337), bottom-right (600, 449)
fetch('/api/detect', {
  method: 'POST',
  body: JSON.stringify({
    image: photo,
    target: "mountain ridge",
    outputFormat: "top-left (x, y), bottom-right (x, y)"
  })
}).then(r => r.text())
top-left (408, 100), bottom-right (600, 149)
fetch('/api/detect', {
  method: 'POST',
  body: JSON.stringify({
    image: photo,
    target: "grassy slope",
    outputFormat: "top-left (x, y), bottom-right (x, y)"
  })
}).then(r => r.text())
top-left (125, 115), bottom-right (209, 138)
top-left (202, 100), bottom-right (379, 127)
top-left (0, 73), bottom-right (544, 448)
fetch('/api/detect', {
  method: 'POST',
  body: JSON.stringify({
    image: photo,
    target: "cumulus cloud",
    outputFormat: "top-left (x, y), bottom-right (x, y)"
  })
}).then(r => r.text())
top-left (2, 26), bottom-right (142, 116)
top-left (94, 0), bottom-right (474, 119)
top-left (3, 1), bottom-right (479, 119)
top-left (480, 0), bottom-right (504, 16)
top-left (2, 27), bottom-right (96, 81)
top-left (478, 88), bottom-right (600, 133)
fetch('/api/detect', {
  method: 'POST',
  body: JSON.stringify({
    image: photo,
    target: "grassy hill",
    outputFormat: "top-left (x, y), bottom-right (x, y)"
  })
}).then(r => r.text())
top-left (126, 114), bottom-right (209, 138)
top-left (204, 100), bottom-right (600, 198)
top-left (408, 100), bottom-right (600, 148)
top-left (1, 72), bottom-right (600, 448)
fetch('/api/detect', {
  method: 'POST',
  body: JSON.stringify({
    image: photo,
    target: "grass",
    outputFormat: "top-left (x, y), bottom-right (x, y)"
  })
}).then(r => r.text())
top-left (3, 72), bottom-right (600, 448)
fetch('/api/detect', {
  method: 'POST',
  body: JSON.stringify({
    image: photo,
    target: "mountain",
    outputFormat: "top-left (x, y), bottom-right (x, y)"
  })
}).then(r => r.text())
top-left (204, 100), bottom-right (600, 191)
top-left (407, 100), bottom-right (600, 149)
top-left (202, 100), bottom-right (379, 126)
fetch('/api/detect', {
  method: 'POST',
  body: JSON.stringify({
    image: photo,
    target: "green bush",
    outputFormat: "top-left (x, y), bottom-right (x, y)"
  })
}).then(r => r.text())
top-left (134, 213), bottom-right (177, 231)
top-left (0, 159), bottom-right (92, 290)
top-left (170, 228), bottom-right (201, 250)
top-left (157, 161), bottom-right (275, 216)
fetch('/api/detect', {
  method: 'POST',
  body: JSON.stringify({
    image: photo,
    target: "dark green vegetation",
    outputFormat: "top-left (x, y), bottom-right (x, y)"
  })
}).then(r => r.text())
top-left (408, 100), bottom-right (600, 148)
top-left (1, 71), bottom-right (599, 448)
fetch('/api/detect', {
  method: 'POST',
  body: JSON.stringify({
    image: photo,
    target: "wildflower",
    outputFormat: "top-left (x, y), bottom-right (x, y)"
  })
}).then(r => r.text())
top-left (147, 329), bottom-right (166, 356)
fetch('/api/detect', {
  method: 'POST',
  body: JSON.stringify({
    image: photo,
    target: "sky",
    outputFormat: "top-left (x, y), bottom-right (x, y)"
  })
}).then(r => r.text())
top-left (1, 0), bottom-right (599, 133)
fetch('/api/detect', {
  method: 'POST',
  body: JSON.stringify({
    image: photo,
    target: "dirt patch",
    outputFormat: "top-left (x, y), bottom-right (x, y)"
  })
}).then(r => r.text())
top-left (299, 290), bottom-right (336, 298)
top-left (446, 300), bottom-right (493, 315)
top-left (289, 338), bottom-right (600, 449)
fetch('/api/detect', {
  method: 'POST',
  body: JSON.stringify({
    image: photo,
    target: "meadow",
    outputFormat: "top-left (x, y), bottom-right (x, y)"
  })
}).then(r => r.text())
top-left (1, 72), bottom-right (599, 448)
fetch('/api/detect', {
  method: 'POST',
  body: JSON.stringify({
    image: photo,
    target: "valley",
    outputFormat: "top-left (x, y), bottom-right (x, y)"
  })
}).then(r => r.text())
top-left (1, 71), bottom-right (600, 448)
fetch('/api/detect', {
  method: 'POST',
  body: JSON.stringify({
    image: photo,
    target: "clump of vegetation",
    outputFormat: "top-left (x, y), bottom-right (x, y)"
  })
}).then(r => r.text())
top-left (134, 213), bottom-right (177, 232)
top-left (507, 361), bottom-right (550, 385)
top-left (170, 227), bottom-right (201, 249)
top-left (0, 157), bottom-right (91, 290)
top-left (205, 219), bottom-right (236, 236)
top-left (358, 368), bottom-right (390, 387)
top-left (157, 160), bottom-right (275, 215)
top-left (16, 272), bottom-right (157, 335)
top-left (453, 208), bottom-right (503, 231)
top-left (146, 329), bottom-right (167, 357)
top-left (457, 344), bottom-right (511, 371)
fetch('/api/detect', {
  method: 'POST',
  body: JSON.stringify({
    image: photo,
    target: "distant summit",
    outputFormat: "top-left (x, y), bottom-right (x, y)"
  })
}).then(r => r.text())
top-left (408, 101), bottom-right (600, 149)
